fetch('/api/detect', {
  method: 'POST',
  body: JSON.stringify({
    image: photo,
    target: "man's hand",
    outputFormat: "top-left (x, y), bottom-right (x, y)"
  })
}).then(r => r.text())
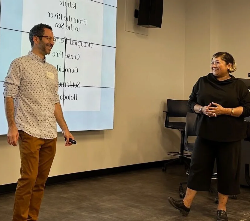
top-left (54, 103), bottom-right (74, 145)
top-left (7, 126), bottom-right (19, 146)
top-left (63, 130), bottom-right (75, 146)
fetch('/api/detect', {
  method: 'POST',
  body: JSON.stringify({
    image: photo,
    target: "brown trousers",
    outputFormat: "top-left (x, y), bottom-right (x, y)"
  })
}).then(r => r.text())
top-left (13, 131), bottom-right (57, 221)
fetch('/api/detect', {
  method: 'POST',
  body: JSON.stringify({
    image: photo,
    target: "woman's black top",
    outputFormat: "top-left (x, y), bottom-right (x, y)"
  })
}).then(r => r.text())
top-left (188, 73), bottom-right (250, 142)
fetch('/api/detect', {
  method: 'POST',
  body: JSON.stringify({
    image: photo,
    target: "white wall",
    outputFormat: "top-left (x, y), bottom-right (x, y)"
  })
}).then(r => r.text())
top-left (184, 0), bottom-right (213, 97)
top-left (184, 0), bottom-right (250, 98)
top-left (212, 0), bottom-right (250, 79)
top-left (0, 0), bottom-right (186, 185)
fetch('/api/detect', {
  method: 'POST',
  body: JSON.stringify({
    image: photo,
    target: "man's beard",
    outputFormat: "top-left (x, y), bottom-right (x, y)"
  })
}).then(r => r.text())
top-left (39, 42), bottom-right (52, 55)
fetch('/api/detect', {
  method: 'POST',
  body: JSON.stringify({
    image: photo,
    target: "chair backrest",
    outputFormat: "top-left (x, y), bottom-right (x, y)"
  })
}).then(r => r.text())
top-left (166, 99), bottom-right (189, 117)
top-left (184, 112), bottom-right (197, 148)
top-left (185, 112), bottom-right (197, 137)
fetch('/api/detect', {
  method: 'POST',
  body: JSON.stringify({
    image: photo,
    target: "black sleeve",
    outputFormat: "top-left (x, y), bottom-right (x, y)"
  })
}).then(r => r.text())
top-left (188, 78), bottom-right (201, 112)
top-left (239, 81), bottom-right (250, 117)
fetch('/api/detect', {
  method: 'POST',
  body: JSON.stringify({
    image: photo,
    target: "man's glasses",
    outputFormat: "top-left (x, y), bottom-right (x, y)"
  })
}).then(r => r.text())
top-left (37, 36), bottom-right (57, 42)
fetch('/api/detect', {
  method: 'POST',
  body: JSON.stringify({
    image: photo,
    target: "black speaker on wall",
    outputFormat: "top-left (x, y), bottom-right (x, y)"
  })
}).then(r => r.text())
top-left (135, 0), bottom-right (163, 28)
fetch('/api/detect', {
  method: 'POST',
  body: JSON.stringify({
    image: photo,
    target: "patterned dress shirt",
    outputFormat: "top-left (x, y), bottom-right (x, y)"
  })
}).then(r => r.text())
top-left (4, 51), bottom-right (60, 139)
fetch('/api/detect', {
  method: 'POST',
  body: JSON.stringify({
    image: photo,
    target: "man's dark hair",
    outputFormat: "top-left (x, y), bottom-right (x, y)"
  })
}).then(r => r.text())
top-left (29, 23), bottom-right (53, 47)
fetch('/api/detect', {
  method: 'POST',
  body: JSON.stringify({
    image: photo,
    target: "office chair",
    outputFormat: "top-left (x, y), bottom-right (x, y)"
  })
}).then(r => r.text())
top-left (178, 112), bottom-right (196, 198)
top-left (162, 99), bottom-right (189, 171)
top-left (178, 112), bottom-right (237, 203)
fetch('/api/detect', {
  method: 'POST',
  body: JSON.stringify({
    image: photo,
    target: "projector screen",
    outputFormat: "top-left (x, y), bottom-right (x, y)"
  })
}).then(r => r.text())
top-left (0, 0), bottom-right (117, 135)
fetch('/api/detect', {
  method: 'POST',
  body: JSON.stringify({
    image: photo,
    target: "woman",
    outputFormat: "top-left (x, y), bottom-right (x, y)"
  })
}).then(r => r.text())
top-left (168, 52), bottom-right (250, 221)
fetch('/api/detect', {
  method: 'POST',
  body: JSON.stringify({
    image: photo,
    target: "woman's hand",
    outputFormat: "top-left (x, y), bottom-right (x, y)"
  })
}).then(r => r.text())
top-left (201, 103), bottom-right (215, 117)
top-left (206, 102), bottom-right (225, 117)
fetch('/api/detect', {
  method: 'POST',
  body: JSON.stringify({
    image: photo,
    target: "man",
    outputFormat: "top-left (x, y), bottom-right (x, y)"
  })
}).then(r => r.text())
top-left (4, 23), bottom-right (74, 221)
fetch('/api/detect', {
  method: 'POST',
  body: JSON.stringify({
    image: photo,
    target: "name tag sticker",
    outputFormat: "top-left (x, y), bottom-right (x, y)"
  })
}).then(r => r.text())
top-left (47, 72), bottom-right (54, 79)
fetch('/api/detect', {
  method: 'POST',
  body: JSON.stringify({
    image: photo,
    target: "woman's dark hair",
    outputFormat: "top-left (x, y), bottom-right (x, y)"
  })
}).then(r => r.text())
top-left (29, 23), bottom-right (53, 47)
top-left (212, 52), bottom-right (237, 73)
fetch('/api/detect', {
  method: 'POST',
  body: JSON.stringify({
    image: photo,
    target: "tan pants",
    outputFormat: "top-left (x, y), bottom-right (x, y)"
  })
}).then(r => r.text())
top-left (13, 131), bottom-right (57, 221)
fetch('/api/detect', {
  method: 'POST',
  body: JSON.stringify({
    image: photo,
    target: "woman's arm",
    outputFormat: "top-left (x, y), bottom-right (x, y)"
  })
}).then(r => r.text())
top-left (208, 103), bottom-right (243, 117)
top-left (188, 78), bottom-right (200, 112)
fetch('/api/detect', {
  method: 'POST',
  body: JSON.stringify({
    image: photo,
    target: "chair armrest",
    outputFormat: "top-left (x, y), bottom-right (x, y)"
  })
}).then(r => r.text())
top-left (164, 111), bottom-right (170, 127)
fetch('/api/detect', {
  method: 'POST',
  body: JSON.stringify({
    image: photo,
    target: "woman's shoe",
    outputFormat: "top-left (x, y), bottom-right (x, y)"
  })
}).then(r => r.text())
top-left (217, 210), bottom-right (228, 221)
top-left (168, 197), bottom-right (190, 216)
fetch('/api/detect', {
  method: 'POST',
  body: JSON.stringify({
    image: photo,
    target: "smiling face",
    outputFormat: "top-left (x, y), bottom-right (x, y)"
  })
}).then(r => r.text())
top-left (211, 56), bottom-right (232, 79)
top-left (33, 28), bottom-right (55, 57)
